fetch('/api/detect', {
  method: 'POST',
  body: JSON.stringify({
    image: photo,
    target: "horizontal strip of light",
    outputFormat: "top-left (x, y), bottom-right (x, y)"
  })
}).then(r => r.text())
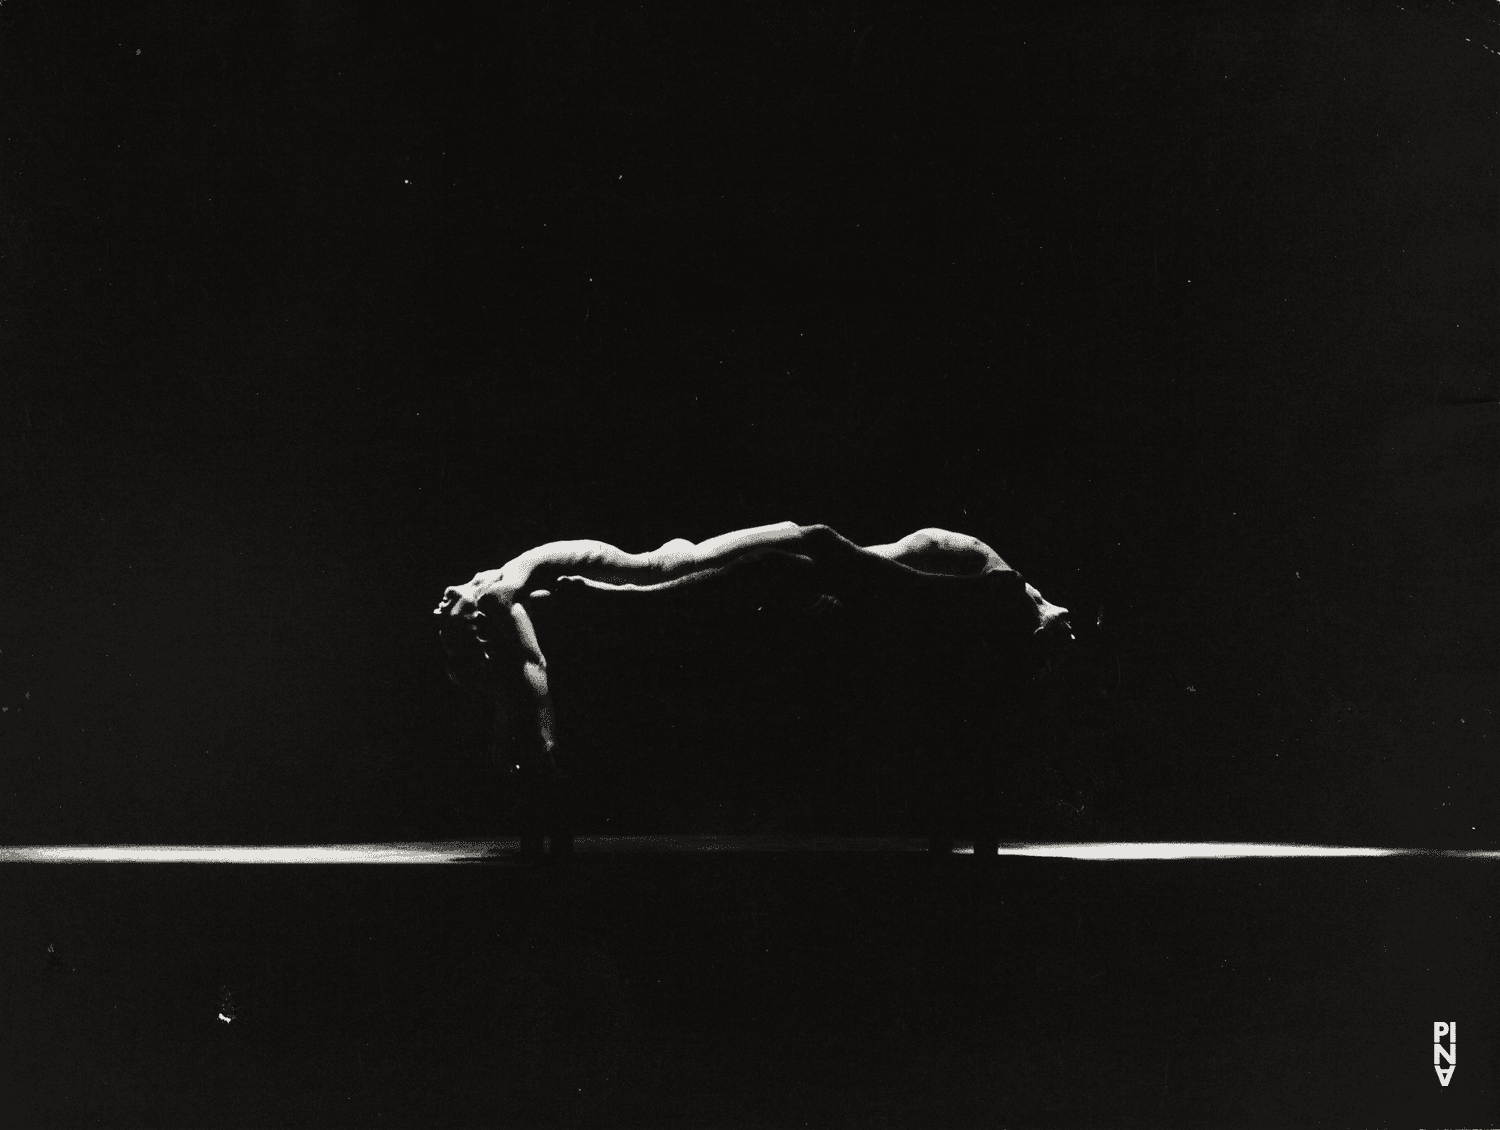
top-left (0, 839), bottom-right (1495, 864)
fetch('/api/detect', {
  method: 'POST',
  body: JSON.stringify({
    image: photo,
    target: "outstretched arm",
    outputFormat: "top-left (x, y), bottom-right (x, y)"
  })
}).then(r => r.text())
top-left (505, 601), bottom-right (555, 755)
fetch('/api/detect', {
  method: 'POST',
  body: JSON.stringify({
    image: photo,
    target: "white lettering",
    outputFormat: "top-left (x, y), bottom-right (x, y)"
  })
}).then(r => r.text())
top-left (1434, 1022), bottom-right (1450, 1041)
top-left (1435, 1042), bottom-right (1456, 1065)
top-left (1434, 1064), bottom-right (1455, 1086)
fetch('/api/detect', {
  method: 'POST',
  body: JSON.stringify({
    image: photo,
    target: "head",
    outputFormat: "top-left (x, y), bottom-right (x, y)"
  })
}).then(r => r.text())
top-left (434, 584), bottom-right (499, 698)
top-left (1023, 581), bottom-right (1074, 682)
top-left (1033, 609), bottom-right (1076, 681)
top-left (963, 572), bottom-right (1072, 684)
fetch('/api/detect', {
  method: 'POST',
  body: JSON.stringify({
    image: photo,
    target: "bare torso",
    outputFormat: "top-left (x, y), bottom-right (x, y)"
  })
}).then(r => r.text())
top-left (434, 522), bottom-right (1070, 767)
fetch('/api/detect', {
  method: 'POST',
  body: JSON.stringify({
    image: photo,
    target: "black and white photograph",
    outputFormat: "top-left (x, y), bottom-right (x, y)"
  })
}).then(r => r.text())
top-left (1, 2), bottom-right (1496, 1126)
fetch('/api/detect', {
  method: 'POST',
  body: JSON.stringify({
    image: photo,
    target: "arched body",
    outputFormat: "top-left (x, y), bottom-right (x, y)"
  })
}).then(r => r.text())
top-left (434, 522), bottom-right (1072, 853)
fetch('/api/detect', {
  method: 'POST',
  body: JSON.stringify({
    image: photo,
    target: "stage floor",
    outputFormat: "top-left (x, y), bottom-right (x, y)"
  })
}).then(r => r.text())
top-left (4, 836), bottom-right (1498, 863)
top-left (1, 845), bottom-right (1495, 1126)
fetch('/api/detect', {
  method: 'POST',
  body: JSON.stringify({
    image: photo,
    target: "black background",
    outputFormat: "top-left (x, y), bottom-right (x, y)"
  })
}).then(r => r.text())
top-left (1, 2), bottom-right (1498, 1126)
top-left (2, 0), bottom-right (1494, 846)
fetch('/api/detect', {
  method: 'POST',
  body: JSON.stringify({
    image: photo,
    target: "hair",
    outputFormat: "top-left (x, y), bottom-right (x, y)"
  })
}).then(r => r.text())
top-left (435, 588), bottom-right (495, 693)
top-left (1032, 611), bottom-right (1076, 682)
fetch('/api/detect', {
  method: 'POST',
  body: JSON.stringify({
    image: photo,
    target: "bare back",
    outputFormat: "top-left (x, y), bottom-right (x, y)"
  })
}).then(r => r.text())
top-left (435, 522), bottom-right (1071, 769)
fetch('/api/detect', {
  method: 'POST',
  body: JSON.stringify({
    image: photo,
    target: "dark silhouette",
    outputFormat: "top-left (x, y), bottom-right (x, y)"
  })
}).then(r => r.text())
top-left (436, 523), bottom-right (1073, 859)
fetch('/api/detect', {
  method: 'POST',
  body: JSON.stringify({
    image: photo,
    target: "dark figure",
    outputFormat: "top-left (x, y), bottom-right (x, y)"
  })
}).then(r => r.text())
top-left (435, 523), bottom-right (1072, 858)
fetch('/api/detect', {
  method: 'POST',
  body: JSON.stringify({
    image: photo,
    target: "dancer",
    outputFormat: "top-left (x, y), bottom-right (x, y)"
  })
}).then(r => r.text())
top-left (434, 522), bottom-right (1072, 856)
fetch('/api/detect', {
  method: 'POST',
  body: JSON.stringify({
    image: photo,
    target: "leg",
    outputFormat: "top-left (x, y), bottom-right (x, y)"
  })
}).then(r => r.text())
top-left (487, 669), bottom-right (560, 865)
top-left (963, 725), bottom-right (1006, 864)
top-left (921, 742), bottom-right (958, 857)
top-left (542, 757), bottom-right (575, 864)
top-left (520, 817), bottom-right (545, 864)
top-left (971, 830), bottom-right (1001, 862)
